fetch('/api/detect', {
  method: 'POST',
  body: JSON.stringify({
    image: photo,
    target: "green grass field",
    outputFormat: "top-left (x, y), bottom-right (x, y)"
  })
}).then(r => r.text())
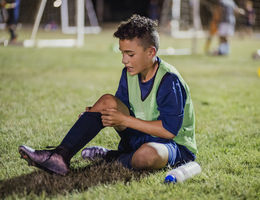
top-left (0, 29), bottom-right (260, 199)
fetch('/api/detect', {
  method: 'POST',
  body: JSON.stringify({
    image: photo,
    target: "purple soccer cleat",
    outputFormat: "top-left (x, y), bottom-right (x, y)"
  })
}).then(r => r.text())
top-left (19, 145), bottom-right (69, 176)
top-left (81, 146), bottom-right (110, 161)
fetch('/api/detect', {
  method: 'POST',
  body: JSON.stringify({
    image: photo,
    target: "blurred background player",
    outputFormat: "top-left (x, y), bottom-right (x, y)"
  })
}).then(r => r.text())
top-left (252, 49), bottom-right (260, 60)
top-left (0, 0), bottom-right (7, 23)
top-left (2, 0), bottom-right (20, 44)
top-left (204, 2), bottom-right (221, 54)
top-left (215, 0), bottom-right (244, 56)
top-left (244, 0), bottom-right (255, 37)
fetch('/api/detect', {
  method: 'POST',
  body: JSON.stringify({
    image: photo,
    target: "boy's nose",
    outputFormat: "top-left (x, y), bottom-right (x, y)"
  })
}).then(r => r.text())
top-left (122, 57), bottom-right (129, 65)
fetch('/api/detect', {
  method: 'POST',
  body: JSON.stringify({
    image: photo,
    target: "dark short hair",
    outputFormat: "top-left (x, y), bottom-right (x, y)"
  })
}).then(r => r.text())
top-left (113, 14), bottom-right (159, 51)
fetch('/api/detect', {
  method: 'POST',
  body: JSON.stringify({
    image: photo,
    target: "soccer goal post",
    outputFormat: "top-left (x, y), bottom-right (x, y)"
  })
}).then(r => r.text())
top-left (159, 0), bottom-right (205, 55)
top-left (23, 0), bottom-right (100, 48)
top-left (61, 0), bottom-right (101, 34)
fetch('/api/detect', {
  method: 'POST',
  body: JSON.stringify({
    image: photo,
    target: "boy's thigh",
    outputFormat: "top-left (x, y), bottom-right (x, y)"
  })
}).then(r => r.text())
top-left (131, 142), bottom-right (169, 169)
top-left (145, 142), bottom-right (179, 167)
top-left (146, 142), bottom-right (169, 161)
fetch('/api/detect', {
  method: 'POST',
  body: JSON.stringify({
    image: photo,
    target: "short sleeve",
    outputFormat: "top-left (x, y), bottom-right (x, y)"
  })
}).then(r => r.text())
top-left (115, 68), bottom-right (130, 109)
top-left (157, 73), bottom-right (187, 136)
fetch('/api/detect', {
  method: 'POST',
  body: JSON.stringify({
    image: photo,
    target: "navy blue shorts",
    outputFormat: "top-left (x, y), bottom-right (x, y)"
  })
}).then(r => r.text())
top-left (116, 127), bottom-right (195, 167)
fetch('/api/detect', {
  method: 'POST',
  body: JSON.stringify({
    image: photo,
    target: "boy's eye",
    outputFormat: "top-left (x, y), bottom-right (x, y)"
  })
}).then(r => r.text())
top-left (128, 54), bottom-right (134, 57)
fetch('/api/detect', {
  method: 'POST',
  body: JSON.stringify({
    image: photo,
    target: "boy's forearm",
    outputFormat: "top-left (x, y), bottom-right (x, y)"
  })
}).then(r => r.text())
top-left (122, 115), bottom-right (175, 139)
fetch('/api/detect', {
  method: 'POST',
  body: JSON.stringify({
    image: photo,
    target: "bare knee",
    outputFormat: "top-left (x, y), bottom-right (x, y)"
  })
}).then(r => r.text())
top-left (131, 143), bottom-right (168, 169)
top-left (132, 145), bottom-right (154, 169)
top-left (90, 94), bottom-right (117, 112)
top-left (98, 94), bottom-right (117, 108)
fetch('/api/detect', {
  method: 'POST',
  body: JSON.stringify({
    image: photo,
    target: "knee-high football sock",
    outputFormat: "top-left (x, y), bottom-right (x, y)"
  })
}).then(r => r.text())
top-left (58, 112), bottom-right (104, 161)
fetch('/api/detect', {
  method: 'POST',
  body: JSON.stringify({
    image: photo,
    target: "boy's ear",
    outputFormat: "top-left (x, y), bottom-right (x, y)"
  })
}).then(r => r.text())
top-left (147, 46), bottom-right (157, 57)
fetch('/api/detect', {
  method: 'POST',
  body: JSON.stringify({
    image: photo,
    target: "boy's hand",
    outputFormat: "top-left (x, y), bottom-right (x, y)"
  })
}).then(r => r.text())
top-left (101, 108), bottom-right (126, 127)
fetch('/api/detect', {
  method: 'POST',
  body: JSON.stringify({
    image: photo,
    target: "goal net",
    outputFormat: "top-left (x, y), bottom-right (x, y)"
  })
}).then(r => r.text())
top-left (159, 0), bottom-right (204, 55)
top-left (23, 0), bottom-right (101, 48)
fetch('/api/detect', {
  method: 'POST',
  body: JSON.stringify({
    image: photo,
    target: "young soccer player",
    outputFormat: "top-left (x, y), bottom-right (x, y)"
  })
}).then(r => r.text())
top-left (216, 0), bottom-right (244, 55)
top-left (19, 14), bottom-right (197, 176)
top-left (1, 0), bottom-right (20, 43)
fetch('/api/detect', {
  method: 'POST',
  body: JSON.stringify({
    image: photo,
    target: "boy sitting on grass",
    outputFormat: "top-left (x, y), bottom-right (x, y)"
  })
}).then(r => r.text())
top-left (19, 14), bottom-right (197, 176)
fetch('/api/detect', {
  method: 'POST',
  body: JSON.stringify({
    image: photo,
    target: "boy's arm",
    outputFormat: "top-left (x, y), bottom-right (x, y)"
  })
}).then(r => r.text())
top-left (101, 72), bottom-right (186, 140)
top-left (101, 108), bottom-right (175, 139)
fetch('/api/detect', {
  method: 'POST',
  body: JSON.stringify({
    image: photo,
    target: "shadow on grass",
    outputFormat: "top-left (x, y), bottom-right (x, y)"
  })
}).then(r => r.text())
top-left (0, 160), bottom-right (152, 198)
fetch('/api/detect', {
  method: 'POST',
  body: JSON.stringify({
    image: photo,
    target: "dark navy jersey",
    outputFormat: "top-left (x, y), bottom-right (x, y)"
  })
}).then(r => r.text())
top-left (115, 58), bottom-right (186, 136)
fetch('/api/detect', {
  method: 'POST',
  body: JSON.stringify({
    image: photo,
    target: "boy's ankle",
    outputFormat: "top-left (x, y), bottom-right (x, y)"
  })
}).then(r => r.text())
top-left (55, 145), bottom-right (72, 164)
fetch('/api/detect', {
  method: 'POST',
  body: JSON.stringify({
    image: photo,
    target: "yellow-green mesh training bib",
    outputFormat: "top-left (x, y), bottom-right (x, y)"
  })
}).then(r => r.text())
top-left (127, 60), bottom-right (197, 154)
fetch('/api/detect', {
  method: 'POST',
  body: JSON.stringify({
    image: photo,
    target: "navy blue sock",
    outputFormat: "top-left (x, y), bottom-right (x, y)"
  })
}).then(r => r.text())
top-left (59, 112), bottom-right (104, 160)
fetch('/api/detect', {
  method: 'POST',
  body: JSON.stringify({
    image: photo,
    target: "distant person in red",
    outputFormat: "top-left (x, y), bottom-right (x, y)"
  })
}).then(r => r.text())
top-left (204, 2), bottom-right (221, 54)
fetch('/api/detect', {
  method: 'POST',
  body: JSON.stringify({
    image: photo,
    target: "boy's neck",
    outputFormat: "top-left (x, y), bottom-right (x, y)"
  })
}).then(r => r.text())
top-left (140, 58), bottom-right (158, 83)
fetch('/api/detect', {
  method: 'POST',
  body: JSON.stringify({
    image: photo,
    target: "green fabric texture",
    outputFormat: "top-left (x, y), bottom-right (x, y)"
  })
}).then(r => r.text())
top-left (127, 59), bottom-right (197, 154)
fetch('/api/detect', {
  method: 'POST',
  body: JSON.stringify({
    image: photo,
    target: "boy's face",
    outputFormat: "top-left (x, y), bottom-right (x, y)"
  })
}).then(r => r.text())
top-left (119, 38), bottom-right (156, 77)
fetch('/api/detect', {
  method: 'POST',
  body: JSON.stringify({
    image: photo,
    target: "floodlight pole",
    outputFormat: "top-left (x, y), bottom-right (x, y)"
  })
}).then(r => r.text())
top-left (77, 0), bottom-right (85, 47)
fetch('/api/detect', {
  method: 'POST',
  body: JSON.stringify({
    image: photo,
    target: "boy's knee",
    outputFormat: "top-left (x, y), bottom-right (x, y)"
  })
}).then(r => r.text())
top-left (132, 150), bottom-right (154, 169)
top-left (99, 94), bottom-right (117, 107)
top-left (91, 94), bottom-right (118, 112)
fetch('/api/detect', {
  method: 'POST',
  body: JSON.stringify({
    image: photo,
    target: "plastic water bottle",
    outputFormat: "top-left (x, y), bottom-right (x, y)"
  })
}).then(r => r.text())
top-left (164, 161), bottom-right (202, 184)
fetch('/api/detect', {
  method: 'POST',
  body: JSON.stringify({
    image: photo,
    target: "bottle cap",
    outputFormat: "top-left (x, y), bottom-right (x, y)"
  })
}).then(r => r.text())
top-left (164, 175), bottom-right (177, 184)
